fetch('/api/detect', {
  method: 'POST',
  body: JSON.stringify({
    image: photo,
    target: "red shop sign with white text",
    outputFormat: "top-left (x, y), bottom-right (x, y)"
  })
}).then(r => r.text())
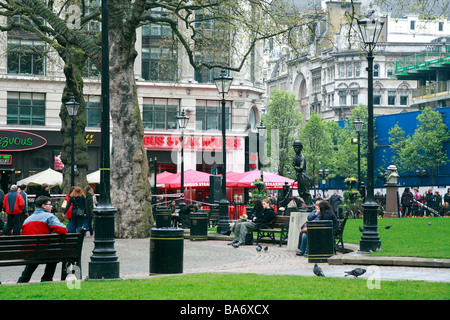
top-left (143, 135), bottom-right (243, 150)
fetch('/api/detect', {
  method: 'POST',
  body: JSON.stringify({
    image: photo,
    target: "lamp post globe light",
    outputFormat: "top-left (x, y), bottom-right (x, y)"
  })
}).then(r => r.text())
top-left (353, 116), bottom-right (363, 192)
top-left (177, 110), bottom-right (189, 207)
top-left (357, 12), bottom-right (384, 253)
top-left (65, 95), bottom-right (80, 187)
top-left (257, 120), bottom-right (266, 181)
top-left (214, 69), bottom-right (233, 235)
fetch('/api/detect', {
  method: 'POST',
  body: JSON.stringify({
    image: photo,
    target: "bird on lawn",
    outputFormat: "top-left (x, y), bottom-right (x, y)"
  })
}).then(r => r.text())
top-left (385, 225), bottom-right (392, 229)
top-left (256, 244), bottom-right (262, 252)
top-left (359, 226), bottom-right (364, 232)
top-left (345, 268), bottom-right (366, 278)
top-left (313, 263), bottom-right (325, 277)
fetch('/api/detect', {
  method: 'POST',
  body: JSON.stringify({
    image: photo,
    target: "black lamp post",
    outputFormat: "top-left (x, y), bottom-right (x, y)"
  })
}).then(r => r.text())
top-left (65, 95), bottom-right (80, 187)
top-left (88, 0), bottom-right (120, 280)
top-left (415, 169), bottom-right (427, 186)
top-left (357, 12), bottom-right (384, 252)
top-left (214, 69), bottom-right (233, 235)
top-left (318, 168), bottom-right (330, 196)
top-left (177, 110), bottom-right (189, 207)
top-left (353, 116), bottom-right (363, 190)
top-left (256, 120), bottom-right (266, 181)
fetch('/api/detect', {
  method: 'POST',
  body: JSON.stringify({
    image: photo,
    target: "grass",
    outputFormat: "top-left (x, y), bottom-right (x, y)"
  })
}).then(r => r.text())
top-left (0, 273), bottom-right (449, 300)
top-left (343, 217), bottom-right (450, 259)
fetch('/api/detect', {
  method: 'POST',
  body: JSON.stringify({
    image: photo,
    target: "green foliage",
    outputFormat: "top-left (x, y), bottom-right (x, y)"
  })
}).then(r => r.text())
top-left (264, 89), bottom-right (303, 177)
top-left (340, 177), bottom-right (363, 218)
top-left (249, 178), bottom-right (267, 207)
top-left (330, 104), bottom-right (369, 181)
top-left (388, 107), bottom-right (450, 184)
top-left (299, 112), bottom-right (333, 185)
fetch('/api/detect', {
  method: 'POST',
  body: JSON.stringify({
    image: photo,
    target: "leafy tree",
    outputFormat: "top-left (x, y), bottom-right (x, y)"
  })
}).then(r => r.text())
top-left (263, 89), bottom-right (303, 177)
top-left (388, 107), bottom-right (450, 184)
top-left (299, 112), bottom-right (333, 190)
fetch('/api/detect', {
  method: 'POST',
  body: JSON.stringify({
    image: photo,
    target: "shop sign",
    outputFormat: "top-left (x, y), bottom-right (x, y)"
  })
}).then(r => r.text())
top-left (143, 135), bottom-right (243, 150)
top-left (0, 154), bottom-right (12, 165)
top-left (0, 129), bottom-right (47, 152)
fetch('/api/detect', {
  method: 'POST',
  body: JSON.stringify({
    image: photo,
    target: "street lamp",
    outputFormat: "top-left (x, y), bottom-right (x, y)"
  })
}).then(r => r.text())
top-left (177, 110), bottom-right (189, 207)
top-left (214, 69), bottom-right (233, 235)
top-left (89, 0), bottom-right (119, 280)
top-left (256, 120), bottom-right (266, 181)
top-left (65, 95), bottom-right (80, 187)
top-left (353, 116), bottom-right (363, 191)
top-left (357, 11), bottom-right (384, 252)
top-left (318, 168), bottom-right (330, 196)
top-left (415, 169), bottom-right (427, 186)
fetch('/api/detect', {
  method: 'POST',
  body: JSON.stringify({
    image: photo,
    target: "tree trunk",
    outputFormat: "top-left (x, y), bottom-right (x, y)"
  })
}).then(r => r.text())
top-left (108, 15), bottom-right (153, 238)
top-left (59, 48), bottom-right (89, 194)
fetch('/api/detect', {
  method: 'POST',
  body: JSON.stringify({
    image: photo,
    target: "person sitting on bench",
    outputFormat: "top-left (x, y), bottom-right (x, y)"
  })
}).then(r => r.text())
top-left (17, 196), bottom-right (68, 283)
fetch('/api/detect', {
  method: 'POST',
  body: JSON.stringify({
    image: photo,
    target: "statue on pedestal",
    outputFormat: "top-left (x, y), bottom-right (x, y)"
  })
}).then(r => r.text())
top-left (292, 140), bottom-right (313, 206)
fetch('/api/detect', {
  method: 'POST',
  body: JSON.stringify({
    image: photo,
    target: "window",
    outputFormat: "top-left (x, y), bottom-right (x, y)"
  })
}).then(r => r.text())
top-left (141, 9), bottom-right (178, 82)
top-left (196, 100), bottom-right (231, 131)
top-left (373, 90), bottom-right (381, 105)
top-left (387, 64), bottom-right (394, 77)
top-left (410, 20), bottom-right (416, 31)
top-left (347, 64), bottom-right (353, 78)
top-left (351, 90), bottom-right (358, 105)
top-left (143, 98), bottom-right (180, 130)
top-left (7, 92), bottom-right (45, 126)
top-left (340, 64), bottom-right (345, 78)
top-left (400, 90), bottom-right (408, 105)
top-left (7, 39), bottom-right (46, 75)
top-left (388, 91), bottom-right (396, 105)
top-left (355, 63), bottom-right (361, 77)
top-left (374, 64), bottom-right (380, 77)
top-left (439, 22), bottom-right (444, 32)
top-left (339, 90), bottom-right (347, 106)
top-left (84, 96), bottom-right (101, 127)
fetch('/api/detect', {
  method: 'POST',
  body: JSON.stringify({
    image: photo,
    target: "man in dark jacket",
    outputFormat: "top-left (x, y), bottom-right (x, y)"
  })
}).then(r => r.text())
top-left (401, 187), bottom-right (413, 217)
top-left (230, 199), bottom-right (274, 247)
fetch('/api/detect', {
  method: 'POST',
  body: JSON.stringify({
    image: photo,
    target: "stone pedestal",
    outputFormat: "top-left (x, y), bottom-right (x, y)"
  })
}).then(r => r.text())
top-left (385, 183), bottom-right (399, 218)
top-left (287, 211), bottom-right (310, 251)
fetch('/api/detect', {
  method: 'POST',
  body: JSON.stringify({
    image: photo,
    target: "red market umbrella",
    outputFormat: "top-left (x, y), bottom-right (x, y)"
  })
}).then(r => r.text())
top-left (155, 171), bottom-right (176, 188)
top-left (227, 170), bottom-right (296, 190)
top-left (157, 169), bottom-right (212, 190)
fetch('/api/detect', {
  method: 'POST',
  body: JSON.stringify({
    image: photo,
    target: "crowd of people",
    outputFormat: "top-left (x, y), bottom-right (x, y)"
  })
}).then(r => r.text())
top-left (401, 187), bottom-right (450, 217)
top-left (0, 183), bottom-right (97, 236)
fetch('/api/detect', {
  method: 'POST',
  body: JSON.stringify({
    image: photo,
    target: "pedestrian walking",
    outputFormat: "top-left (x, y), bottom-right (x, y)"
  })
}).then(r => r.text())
top-left (2, 185), bottom-right (25, 235)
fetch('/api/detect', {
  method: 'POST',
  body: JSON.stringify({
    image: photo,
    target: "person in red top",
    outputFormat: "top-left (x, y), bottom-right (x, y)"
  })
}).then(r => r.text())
top-left (2, 184), bottom-right (25, 235)
top-left (17, 196), bottom-right (68, 283)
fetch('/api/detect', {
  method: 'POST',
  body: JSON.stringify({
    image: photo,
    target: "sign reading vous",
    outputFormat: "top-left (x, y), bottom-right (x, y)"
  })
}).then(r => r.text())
top-left (0, 129), bottom-right (47, 152)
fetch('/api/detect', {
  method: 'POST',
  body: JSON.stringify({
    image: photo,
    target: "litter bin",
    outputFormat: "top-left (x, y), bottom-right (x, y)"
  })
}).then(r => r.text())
top-left (307, 220), bottom-right (334, 263)
top-left (154, 208), bottom-right (172, 228)
top-left (190, 212), bottom-right (208, 241)
top-left (150, 228), bottom-right (184, 274)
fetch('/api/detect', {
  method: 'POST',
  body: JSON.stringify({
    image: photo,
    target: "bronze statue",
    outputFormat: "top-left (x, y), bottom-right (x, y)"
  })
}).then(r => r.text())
top-left (292, 140), bottom-right (312, 205)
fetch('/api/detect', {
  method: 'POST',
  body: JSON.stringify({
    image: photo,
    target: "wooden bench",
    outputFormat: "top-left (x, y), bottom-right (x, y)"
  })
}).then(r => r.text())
top-left (256, 215), bottom-right (290, 246)
top-left (333, 217), bottom-right (348, 253)
top-left (0, 229), bottom-right (86, 281)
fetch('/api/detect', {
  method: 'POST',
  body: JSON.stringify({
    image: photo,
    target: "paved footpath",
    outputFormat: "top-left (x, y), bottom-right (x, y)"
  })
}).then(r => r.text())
top-left (1, 235), bottom-right (449, 284)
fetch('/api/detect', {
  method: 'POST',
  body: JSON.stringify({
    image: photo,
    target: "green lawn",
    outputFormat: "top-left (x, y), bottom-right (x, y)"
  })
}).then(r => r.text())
top-left (343, 217), bottom-right (450, 259)
top-left (0, 273), bottom-right (449, 300)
